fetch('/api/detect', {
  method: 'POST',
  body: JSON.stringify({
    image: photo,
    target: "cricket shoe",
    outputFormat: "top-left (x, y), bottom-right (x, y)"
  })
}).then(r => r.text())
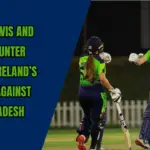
top-left (76, 135), bottom-right (86, 150)
top-left (135, 138), bottom-right (150, 149)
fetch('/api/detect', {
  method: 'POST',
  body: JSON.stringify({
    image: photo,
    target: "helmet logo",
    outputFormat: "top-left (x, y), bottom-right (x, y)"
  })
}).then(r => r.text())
top-left (98, 44), bottom-right (104, 50)
top-left (88, 46), bottom-right (92, 50)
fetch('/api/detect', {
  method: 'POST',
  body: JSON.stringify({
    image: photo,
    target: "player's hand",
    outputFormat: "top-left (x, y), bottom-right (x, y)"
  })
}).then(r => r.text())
top-left (100, 52), bottom-right (111, 64)
top-left (129, 53), bottom-right (144, 63)
top-left (129, 53), bottom-right (139, 62)
top-left (103, 52), bottom-right (111, 64)
top-left (138, 53), bottom-right (144, 58)
top-left (109, 88), bottom-right (121, 103)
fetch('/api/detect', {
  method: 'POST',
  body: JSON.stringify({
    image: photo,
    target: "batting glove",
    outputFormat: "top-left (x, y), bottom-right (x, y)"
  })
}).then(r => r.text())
top-left (129, 53), bottom-right (144, 63)
top-left (99, 52), bottom-right (112, 64)
top-left (129, 53), bottom-right (138, 62)
top-left (138, 53), bottom-right (144, 58)
top-left (109, 88), bottom-right (121, 103)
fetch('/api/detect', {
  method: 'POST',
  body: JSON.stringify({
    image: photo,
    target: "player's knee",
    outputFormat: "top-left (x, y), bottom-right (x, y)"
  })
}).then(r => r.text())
top-left (91, 117), bottom-right (101, 129)
top-left (92, 116), bottom-right (100, 122)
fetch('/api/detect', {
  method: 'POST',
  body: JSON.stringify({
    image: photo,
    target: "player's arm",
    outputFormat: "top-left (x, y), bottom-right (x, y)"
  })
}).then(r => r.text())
top-left (98, 63), bottom-right (121, 103)
top-left (136, 56), bottom-right (147, 65)
top-left (100, 73), bottom-right (113, 91)
top-left (129, 49), bottom-right (150, 65)
top-left (98, 63), bottom-right (113, 90)
top-left (136, 50), bottom-right (150, 65)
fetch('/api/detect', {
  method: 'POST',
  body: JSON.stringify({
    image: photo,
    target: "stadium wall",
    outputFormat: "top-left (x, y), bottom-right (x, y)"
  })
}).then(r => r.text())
top-left (141, 1), bottom-right (150, 48)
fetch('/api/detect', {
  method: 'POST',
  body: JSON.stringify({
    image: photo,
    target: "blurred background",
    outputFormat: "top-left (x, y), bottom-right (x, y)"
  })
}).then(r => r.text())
top-left (50, 1), bottom-right (150, 129)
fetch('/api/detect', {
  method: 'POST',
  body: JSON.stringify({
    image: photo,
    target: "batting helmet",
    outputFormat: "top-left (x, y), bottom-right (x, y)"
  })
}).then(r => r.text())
top-left (84, 36), bottom-right (104, 55)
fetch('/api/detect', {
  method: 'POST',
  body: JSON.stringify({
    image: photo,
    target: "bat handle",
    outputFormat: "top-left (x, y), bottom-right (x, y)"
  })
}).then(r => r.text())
top-left (115, 103), bottom-right (122, 114)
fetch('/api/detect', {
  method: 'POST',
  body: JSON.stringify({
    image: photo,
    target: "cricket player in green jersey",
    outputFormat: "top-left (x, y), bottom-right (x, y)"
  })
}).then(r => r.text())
top-left (76, 36), bottom-right (121, 150)
top-left (129, 49), bottom-right (150, 149)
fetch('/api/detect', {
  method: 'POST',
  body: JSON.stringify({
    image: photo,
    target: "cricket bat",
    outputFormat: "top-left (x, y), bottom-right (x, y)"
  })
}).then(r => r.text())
top-left (115, 102), bottom-right (132, 150)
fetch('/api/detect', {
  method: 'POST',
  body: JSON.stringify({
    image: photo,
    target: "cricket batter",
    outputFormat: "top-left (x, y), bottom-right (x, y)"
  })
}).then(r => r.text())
top-left (76, 36), bottom-right (122, 150)
top-left (129, 49), bottom-right (150, 149)
top-left (77, 91), bottom-right (108, 150)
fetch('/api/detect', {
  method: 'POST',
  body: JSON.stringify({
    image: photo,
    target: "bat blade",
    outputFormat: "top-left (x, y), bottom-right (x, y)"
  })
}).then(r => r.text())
top-left (121, 125), bottom-right (132, 150)
top-left (116, 103), bottom-right (132, 150)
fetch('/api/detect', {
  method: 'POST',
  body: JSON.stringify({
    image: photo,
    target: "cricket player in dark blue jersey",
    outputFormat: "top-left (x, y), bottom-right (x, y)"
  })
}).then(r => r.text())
top-left (76, 36), bottom-right (122, 150)
top-left (129, 50), bottom-right (150, 149)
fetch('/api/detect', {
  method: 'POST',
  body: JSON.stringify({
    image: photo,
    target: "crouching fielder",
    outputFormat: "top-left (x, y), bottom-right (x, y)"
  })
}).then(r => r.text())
top-left (129, 49), bottom-right (150, 149)
top-left (76, 36), bottom-right (121, 150)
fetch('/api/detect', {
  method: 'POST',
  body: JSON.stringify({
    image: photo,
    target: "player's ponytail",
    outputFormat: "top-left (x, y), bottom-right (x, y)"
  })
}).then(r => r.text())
top-left (83, 36), bottom-right (103, 82)
top-left (84, 55), bottom-right (95, 82)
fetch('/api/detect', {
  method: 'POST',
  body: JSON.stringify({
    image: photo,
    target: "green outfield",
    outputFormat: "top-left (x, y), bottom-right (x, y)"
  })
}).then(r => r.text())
top-left (43, 128), bottom-right (149, 150)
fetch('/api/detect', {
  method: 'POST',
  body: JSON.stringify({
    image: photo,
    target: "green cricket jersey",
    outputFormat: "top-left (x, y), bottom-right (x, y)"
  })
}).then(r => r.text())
top-left (79, 54), bottom-right (107, 112)
top-left (79, 55), bottom-right (106, 86)
top-left (144, 50), bottom-right (150, 62)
